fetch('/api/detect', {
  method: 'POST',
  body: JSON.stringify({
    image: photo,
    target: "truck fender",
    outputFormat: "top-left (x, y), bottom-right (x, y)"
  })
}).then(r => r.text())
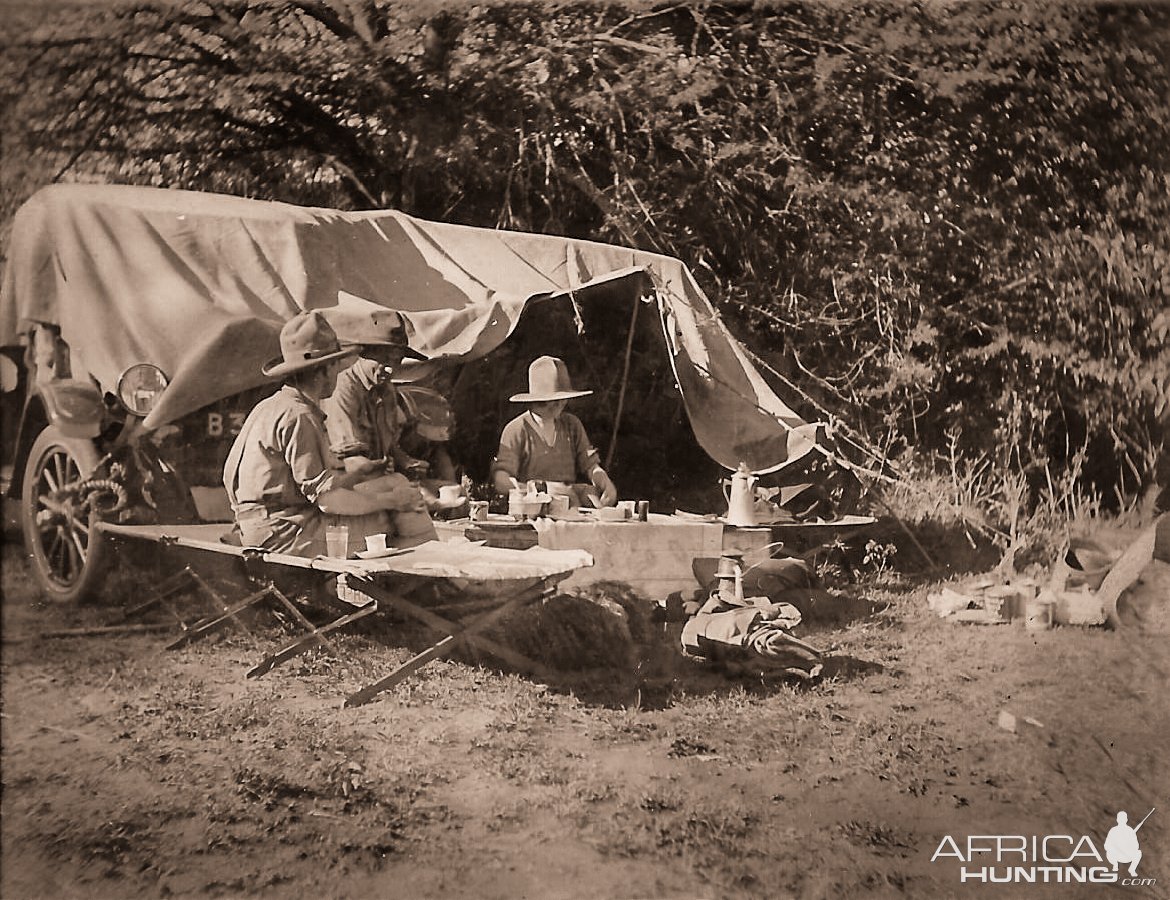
top-left (7, 380), bottom-right (104, 498)
top-left (28, 379), bottom-right (104, 439)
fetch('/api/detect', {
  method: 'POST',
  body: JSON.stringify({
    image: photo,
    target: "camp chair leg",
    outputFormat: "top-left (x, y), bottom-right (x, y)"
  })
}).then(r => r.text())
top-left (123, 566), bottom-right (254, 639)
top-left (121, 566), bottom-right (201, 620)
top-left (165, 586), bottom-right (283, 650)
top-left (247, 600), bottom-right (378, 680)
top-left (344, 582), bottom-right (555, 708)
top-left (265, 585), bottom-right (338, 656)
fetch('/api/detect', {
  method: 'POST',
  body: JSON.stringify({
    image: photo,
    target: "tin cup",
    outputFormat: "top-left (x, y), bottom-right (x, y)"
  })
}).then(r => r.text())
top-left (365, 533), bottom-right (387, 553)
top-left (325, 525), bottom-right (350, 558)
top-left (438, 483), bottom-right (464, 504)
top-left (635, 500), bottom-right (650, 522)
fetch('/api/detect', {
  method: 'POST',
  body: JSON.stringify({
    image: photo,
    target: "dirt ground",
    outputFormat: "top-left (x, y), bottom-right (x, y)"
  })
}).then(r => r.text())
top-left (1, 527), bottom-right (1167, 900)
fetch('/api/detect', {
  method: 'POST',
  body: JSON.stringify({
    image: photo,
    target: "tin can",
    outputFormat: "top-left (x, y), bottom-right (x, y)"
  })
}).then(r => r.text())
top-left (636, 500), bottom-right (650, 521)
top-left (469, 501), bottom-right (488, 522)
top-left (1025, 594), bottom-right (1056, 631)
top-left (984, 586), bottom-right (1016, 622)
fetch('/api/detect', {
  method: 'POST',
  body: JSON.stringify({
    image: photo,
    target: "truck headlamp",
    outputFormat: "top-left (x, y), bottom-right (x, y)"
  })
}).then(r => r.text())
top-left (116, 363), bottom-right (169, 416)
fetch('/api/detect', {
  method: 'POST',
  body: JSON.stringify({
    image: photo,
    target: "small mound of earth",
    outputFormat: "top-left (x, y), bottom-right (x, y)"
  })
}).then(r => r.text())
top-left (492, 580), bottom-right (658, 671)
top-left (1114, 560), bottom-right (1170, 632)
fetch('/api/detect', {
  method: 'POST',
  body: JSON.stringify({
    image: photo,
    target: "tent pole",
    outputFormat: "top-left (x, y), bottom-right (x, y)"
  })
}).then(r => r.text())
top-left (605, 292), bottom-right (641, 470)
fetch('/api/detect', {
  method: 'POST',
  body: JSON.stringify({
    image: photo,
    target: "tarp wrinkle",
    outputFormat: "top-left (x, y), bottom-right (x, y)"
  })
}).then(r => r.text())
top-left (1, 184), bottom-right (825, 473)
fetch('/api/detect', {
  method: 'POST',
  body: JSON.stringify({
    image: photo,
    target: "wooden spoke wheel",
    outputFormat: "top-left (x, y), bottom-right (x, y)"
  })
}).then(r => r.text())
top-left (21, 426), bottom-right (107, 602)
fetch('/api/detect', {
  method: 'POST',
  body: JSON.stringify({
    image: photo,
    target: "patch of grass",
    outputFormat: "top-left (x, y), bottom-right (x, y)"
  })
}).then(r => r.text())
top-left (589, 792), bottom-right (766, 897)
top-left (5, 505), bottom-right (1165, 900)
top-left (837, 819), bottom-right (913, 855)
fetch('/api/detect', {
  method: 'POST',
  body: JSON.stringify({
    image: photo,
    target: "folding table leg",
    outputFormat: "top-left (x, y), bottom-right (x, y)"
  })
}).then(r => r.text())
top-left (247, 601), bottom-right (378, 679)
top-left (344, 633), bottom-right (464, 706)
top-left (123, 566), bottom-right (254, 641)
top-left (186, 569), bottom-right (254, 637)
top-left (349, 580), bottom-right (554, 680)
top-left (344, 582), bottom-right (554, 708)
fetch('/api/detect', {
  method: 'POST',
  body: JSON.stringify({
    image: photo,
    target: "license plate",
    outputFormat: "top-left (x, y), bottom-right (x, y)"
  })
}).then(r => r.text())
top-left (207, 411), bottom-right (247, 437)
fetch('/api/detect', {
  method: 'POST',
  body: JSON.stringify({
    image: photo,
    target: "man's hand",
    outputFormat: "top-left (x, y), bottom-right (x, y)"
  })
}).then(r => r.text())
top-left (349, 457), bottom-right (390, 478)
top-left (592, 468), bottom-right (618, 507)
top-left (379, 483), bottom-right (427, 513)
top-left (403, 458), bottom-right (430, 479)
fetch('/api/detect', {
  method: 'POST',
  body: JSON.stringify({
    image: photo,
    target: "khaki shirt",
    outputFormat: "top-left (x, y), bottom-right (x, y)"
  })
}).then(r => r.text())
top-left (492, 411), bottom-right (599, 485)
top-left (223, 385), bottom-right (339, 554)
top-left (322, 357), bottom-right (402, 463)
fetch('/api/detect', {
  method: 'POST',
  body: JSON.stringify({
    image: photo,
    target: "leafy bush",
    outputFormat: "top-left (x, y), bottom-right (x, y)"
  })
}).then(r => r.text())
top-left (2, 0), bottom-right (1166, 518)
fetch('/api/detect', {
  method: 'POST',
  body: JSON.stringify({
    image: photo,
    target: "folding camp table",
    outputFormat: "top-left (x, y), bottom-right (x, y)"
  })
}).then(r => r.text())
top-left (328, 540), bottom-right (591, 706)
top-left (462, 512), bottom-right (878, 599)
top-left (96, 523), bottom-right (592, 705)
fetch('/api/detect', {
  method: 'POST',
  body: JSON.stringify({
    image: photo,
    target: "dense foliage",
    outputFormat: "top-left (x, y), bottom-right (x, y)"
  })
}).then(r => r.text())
top-left (3, 0), bottom-right (1167, 509)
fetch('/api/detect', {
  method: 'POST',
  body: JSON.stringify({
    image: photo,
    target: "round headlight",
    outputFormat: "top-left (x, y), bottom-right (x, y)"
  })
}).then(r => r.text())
top-left (0, 354), bottom-right (18, 393)
top-left (116, 363), bottom-right (169, 416)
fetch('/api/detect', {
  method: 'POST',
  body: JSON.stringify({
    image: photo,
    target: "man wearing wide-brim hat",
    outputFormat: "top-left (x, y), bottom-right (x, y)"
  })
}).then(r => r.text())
top-left (223, 310), bottom-right (426, 556)
top-left (320, 293), bottom-right (430, 477)
top-left (321, 294), bottom-right (440, 541)
top-left (490, 355), bottom-right (618, 508)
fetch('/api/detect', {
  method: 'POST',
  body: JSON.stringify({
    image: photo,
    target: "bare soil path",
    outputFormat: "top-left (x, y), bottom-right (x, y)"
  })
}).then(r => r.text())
top-left (2, 539), bottom-right (1167, 899)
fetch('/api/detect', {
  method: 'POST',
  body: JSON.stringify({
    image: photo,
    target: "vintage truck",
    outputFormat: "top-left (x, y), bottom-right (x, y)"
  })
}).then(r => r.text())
top-left (0, 183), bottom-right (824, 602)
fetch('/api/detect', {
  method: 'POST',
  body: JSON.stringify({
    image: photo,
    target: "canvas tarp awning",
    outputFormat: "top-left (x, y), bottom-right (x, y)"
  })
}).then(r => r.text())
top-left (0, 184), bottom-right (821, 473)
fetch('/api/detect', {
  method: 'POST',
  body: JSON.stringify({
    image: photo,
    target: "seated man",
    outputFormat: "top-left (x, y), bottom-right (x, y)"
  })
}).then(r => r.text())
top-left (396, 382), bottom-right (459, 486)
top-left (223, 311), bottom-right (425, 556)
top-left (321, 300), bottom-right (438, 540)
top-left (491, 356), bottom-right (617, 508)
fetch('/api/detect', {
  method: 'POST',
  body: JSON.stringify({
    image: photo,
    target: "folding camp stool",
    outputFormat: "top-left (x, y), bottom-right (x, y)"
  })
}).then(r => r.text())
top-left (239, 549), bottom-right (378, 679)
top-left (341, 573), bottom-right (559, 708)
top-left (125, 553), bottom-right (377, 677)
top-left (121, 565), bottom-right (259, 646)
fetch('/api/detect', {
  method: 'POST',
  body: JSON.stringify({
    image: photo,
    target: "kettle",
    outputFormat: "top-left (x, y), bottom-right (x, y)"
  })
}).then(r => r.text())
top-left (715, 552), bottom-right (745, 603)
top-left (722, 462), bottom-right (758, 527)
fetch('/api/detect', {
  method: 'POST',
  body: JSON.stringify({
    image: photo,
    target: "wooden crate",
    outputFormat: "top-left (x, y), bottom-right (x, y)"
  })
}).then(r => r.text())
top-left (466, 522), bottom-right (539, 550)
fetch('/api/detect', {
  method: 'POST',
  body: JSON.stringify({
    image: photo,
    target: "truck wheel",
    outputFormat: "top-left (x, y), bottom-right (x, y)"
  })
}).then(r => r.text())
top-left (21, 426), bottom-right (107, 602)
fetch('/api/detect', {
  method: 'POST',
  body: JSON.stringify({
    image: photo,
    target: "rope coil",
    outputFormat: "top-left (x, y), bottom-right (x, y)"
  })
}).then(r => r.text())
top-left (70, 478), bottom-right (128, 516)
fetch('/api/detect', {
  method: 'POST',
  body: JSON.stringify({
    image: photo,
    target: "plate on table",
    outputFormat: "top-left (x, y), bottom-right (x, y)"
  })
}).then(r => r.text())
top-left (547, 511), bottom-right (592, 522)
top-left (482, 514), bottom-right (533, 527)
top-left (355, 546), bottom-right (415, 560)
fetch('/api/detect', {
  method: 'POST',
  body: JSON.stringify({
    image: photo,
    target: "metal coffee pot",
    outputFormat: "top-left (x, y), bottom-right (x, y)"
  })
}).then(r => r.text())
top-left (722, 462), bottom-right (758, 527)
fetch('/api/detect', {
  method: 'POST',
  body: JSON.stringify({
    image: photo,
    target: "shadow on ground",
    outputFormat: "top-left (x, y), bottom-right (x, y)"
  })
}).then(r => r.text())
top-left (3, 541), bottom-right (890, 715)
